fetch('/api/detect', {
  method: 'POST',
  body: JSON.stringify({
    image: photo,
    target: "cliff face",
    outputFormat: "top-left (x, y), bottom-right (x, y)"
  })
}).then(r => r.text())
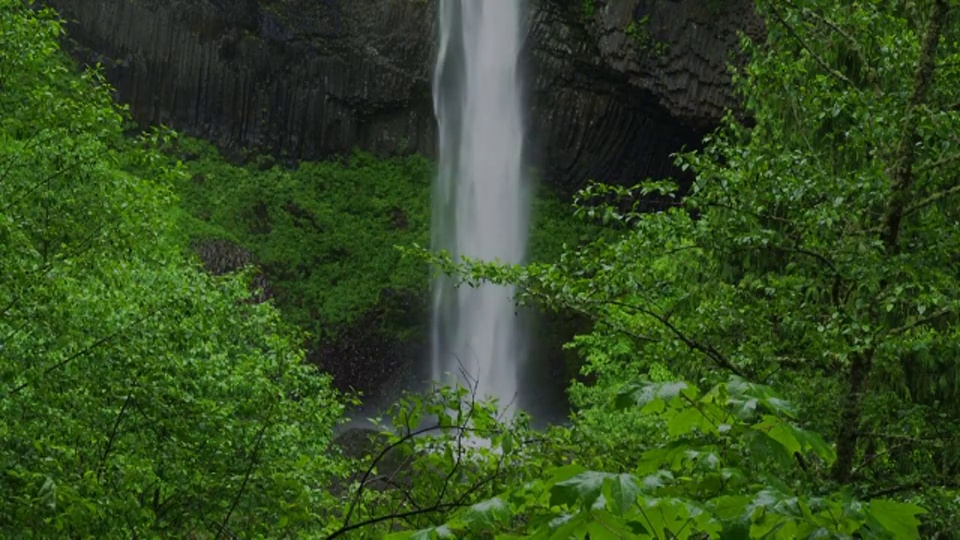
top-left (47, 0), bottom-right (760, 192)
top-left (44, 0), bottom-right (761, 393)
top-left (529, 0), bottom-right (763, 191)
top-left (49, 0), bottom-right (435, 159)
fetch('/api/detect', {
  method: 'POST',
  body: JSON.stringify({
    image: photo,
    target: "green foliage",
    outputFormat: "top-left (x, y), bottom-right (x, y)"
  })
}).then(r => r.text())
top-left (581, 0), bottom-right (597, 21)
top-left (7, 0), bottom-right (960, 537)
top-left (162, 137), bottom-right (433, 337)
top-left (529, 185), bottom-right (610, 264)
top-left (625, 16), bottom-right (670, 58)
top-left (161, 140), bottom-right (587, 344)
top-left (397, 0), bottom-right (960, 536)
top-left (382, 380), bottom-right (924, 538)
top-left (0, 2), bottom-right (347, 536)
top-left (320, 385), bottom-right (540, 538)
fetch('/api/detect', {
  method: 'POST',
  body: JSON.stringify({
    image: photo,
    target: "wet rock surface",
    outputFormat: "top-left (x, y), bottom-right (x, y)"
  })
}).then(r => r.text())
top-left (47, 0), bottom-right (760, 192)
top-left (528, 0), bottom-right (763, 192)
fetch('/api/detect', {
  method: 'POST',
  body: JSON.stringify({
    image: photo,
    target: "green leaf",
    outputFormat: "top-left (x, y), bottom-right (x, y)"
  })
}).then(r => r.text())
top-left (710, 495), bottom-right (751, 521)
top-left (746, 489), bottom-right (801, 519)
top-left (867, 499), bottom-right (925, 540)
top-left (727, 377), bottom-right (796, 419)
top-left (585, 511), bottom-right (636, 539)
top-left (458, 497), bottom-right (512, 528)
top-left (544, 464), bottom-right (588, 488)
top-left (752, 415), bottom-right (836, 465)
top-left (393, 526), bottom-right (454, 540)
top-left (502, 432), bottom-right (514, 454)
top-left (615, 381), bottom-right (696, 413)
top-left (551, 472), bottom-right (610, 509)
top-left (667, 406), bottom-right (714, 436)
top-left (640, 470), bottom-right (674, 491)
top-left (547, 511), bottom-right (590, 539)
top-left (601, 474), bottom-right (642, 516)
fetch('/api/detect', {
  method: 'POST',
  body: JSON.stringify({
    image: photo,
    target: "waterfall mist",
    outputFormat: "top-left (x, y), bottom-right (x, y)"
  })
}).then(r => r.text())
top-left (430, 0), bottom-right (531, 416)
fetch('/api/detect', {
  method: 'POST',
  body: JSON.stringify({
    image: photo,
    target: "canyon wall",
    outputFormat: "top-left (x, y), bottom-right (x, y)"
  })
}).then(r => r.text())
top-left (45, 0), bottom-right (762, 393)
top-left (47, 0), bottom-right (760, 192)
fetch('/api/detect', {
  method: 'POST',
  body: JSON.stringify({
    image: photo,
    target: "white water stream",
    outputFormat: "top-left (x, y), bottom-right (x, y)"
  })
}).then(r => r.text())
top-left (430, 0), bottom-right (530, 415)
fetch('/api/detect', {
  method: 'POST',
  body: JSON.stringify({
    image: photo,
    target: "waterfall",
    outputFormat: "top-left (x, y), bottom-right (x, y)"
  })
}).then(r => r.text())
top-left (431, 0), bottom-right (530, 415)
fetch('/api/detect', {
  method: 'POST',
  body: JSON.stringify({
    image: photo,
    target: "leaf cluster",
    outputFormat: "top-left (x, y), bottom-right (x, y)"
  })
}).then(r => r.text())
top-left (0, 3), bottom-right (349, 536)
top-left (398, 0), bottom-right (960, 536)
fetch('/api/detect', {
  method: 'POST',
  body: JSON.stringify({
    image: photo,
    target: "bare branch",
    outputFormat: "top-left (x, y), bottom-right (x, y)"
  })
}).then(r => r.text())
top-left (98, 390), bottom-right (135, 481)
top-left (902, 184), bottom-right (960, 218)
top-left (7, 307), bottom-right (162, 396)
top-left (433, 379), bottom-right (478, 508)
top-left (866, 479), bottom-right (960, 500)
top-left (1, 160), bottom-right (82, 213)
top-left (215, 403), bottom-right (275, 540)
top-left (595, 299), bottom-right (749, 379)
top-left (326, 460), bottom-right (502, 540)
top-left (339, 419), bottom-right (501, 531)
top-left (887, 307), bottom-right (952, 336)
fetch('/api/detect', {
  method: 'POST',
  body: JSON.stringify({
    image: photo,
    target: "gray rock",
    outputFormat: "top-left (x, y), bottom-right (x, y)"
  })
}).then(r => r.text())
top-left (46, 0), bottom-right (761, 192)
top-left (528, 0), bottom-right (763, 191)
top-left (192, 237), bottom-right (273, 303)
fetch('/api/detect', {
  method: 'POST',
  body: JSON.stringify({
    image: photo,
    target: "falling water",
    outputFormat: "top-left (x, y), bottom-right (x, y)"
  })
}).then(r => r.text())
top-left (431, 0), bottom-right (530, 414)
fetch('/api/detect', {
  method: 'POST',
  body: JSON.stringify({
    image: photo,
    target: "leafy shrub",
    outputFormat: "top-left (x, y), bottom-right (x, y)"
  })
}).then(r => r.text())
top-left (0, 3), bottom-right (346, 535)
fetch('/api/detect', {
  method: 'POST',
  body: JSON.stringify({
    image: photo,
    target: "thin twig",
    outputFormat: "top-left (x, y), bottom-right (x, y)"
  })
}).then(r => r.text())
top-left (902, 184), bottom-right (960, 218)
top-left (215, 403), bottom-right (276, 540)
top-left (887, 307), bottom-right (952, 336)
top-left (767, 3), bottom-right (855, 88)
top-left (98, 390), bottom-right (135, 481)
top-left (600, 299), bottom-right (748, 379)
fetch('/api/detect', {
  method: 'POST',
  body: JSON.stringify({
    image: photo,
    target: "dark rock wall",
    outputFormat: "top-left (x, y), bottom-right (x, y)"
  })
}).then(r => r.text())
top-left (46, 0), bottom-right (760, 191)
top-left (51, 0), bottom-right (436, 159)
top-left (528, 0), bottom-right (763, 192)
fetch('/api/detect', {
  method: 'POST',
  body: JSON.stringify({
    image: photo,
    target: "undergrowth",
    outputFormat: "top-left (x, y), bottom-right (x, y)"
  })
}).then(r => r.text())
top-left (165, 137), bottom-right (595, 342)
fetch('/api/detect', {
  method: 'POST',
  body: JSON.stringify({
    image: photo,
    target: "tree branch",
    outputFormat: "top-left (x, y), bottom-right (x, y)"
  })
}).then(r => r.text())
top-left (783, 0), bottom-right (875, 86)
top-left (433, 377), bottom-right (480, 508)
top-left (767, 3), bottom-right (855, 88)
top-left (917, 152), bottom-right (960, 175)
top-left (832, 2), bottom-right (949, 486)
top-left (215, 403), bottom-right (275, 540)
top-left (0, 297), bottom-right (19, 319)
top-left (596, 299), bottom-right (748, 379)
top-left (866, 479), bottom-right (960, 500)
top-left (339, 418), bottom-right (502, 531)
top-left (887, 307), bottom-right (952, 336)
top-left (98, 390), bottom-right (134, 481)
top-left (1, 160), bottom-right (82, 213)
top-left (7, 307), bottom-right (161, 396)
top-left (880, 0), bottom-right (947, 251)
top-left (902, 183), bottom-right (960, 218)
top-left (325, 467), bottom-right (500, 540)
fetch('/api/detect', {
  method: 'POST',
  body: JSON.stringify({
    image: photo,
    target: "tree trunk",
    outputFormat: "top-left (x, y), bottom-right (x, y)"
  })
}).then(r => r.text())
top-left (832, 0), bottom-right (947, 484)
